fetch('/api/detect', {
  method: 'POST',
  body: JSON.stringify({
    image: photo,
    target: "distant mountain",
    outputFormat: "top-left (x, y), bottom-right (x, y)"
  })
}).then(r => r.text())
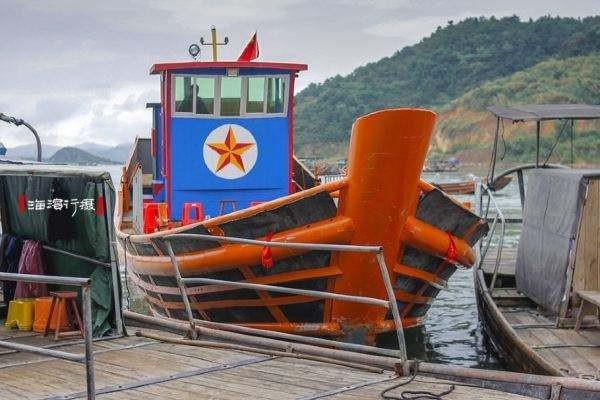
top-left (5, 142), bottom-right (132, 163)
top-left (6, 143), bottom-right (61, 160)
top-left (92, 143), bottom-right (132, 164)
top-left (47, 147), bottom-right (120, 165)
top-left (293, 15), bottom-right (600, 158)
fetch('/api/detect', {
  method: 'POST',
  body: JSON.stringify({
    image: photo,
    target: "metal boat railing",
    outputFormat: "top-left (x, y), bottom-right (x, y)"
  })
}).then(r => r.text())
top-left (154, 233), bottom-right (408, 360)
top-left (476, 181), bottom-right (507, 293)
top-left (0, 272), bottom-right (96, 399)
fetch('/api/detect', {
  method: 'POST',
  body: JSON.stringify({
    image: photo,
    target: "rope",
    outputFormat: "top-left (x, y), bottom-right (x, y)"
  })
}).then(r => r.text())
top-left (380, 374), bottom-right (455, 400)
top-left (261, 232), bottom-right (274, 269)
top-left (444, 232), bottom-right (458, 265)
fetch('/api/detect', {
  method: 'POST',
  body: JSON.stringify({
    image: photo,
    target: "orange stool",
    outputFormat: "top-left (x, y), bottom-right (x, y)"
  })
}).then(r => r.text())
top-left (157, 202), bottom-right (170, 229)
top-left (182, 202), bottom-right (204, 225)
top-left (44, 291), bottom-right (84, 341)
top-left (33, 296), bottom-right (70, 333)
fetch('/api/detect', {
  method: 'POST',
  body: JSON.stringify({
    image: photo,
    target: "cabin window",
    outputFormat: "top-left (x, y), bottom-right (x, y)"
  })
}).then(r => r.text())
top-left (195, 77), bottom-right (215, 115)
top-left (172, 74), bottom-right (288, 117)
top-left (246, 77), bottom-right (265, 113)
top-left (220, 77), bottom-right (242, 116)
top-left (267, 77), bottom-right (285, 113)
top-left (174, 76), bottom-right (194, 113)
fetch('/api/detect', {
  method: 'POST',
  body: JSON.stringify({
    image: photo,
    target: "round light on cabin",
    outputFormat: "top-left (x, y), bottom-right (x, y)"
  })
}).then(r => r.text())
top-left (188, 44), bottom-right (201, 59)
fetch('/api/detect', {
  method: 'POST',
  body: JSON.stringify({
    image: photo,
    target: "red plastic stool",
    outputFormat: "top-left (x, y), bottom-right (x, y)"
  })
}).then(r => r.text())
top-left (143, 203), bottom-right (159, 233)
top-left (182, 202), bottom-right (204, 225)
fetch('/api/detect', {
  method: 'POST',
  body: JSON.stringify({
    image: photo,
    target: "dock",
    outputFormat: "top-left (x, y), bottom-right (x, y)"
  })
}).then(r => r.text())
top-left (1, 318), bottom-right (588, 400)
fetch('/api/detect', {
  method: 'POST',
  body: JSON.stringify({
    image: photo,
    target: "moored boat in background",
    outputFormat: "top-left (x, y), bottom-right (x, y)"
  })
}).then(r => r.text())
top-left (475, 104), bottom-right (600, 376)
top-left (434, 175), bottom-right (512, 195)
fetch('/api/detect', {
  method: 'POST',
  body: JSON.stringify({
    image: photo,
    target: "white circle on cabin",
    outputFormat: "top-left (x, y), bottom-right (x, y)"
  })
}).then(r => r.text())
top-left (203, 124), bottom-right (258, 179)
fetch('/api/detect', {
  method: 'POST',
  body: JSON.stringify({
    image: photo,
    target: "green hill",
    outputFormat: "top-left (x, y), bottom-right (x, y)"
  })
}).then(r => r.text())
top-left (48, 147), bottom-right (119, 165)
top-left (435, 54), bottom-right (600, 164)
top-left (294, 15), bottom-right (600, 158)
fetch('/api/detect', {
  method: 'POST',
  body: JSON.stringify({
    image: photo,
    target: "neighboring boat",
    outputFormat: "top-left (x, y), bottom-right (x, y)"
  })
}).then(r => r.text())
top-left (474, 104), bottom-right (600, 376)
top-left (423, 157), bottom-right (459, 172)
top-left (434, 175), bottom-right (512, 195)
top-left (117, 30), bottom-right (488, 341)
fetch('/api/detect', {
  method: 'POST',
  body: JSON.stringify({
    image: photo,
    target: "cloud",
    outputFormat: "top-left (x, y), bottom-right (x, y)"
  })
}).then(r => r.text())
top-left (1, 0), bottom-right (598, 148)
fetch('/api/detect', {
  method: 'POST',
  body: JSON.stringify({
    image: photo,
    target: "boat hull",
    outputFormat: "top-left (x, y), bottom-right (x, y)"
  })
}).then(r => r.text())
top-left (119, 109), bottom-right (488, 342)
top-left (474, 268), bottom-right (562, 375)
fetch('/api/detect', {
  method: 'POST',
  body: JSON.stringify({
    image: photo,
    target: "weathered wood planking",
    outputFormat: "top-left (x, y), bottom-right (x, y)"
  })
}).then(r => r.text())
top-left (500, 305), bottom-right (600, 377)
top-left (572, 179), bottom-right (600, 298)
top-left (0, 324), bottom-right (544, 400)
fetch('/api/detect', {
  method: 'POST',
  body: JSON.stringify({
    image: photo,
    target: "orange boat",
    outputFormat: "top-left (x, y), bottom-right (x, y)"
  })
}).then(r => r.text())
top-left (116, 31), bottom-right (487, 342)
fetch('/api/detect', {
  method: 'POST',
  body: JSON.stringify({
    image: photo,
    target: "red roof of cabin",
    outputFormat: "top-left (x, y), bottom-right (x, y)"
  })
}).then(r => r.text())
top-left (150, 61), bottom-right (308, 75)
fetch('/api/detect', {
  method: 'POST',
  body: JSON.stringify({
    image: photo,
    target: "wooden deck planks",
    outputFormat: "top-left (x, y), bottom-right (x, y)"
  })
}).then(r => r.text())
top-left (0, 324), bottom-right (575, 399)
top-left (497, 300), bottom-right (600, 377)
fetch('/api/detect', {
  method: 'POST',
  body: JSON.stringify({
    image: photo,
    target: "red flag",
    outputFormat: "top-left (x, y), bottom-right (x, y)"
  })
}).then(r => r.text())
top-left (237, 32), bottom-right (259, 62)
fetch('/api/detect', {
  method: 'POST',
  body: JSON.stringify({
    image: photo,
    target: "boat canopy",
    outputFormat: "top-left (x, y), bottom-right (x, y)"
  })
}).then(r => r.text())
top-left (486, 103), bottom-right (600, 207)
top-left (515, 168), bottom-right (600, 314)
top-left (0, 164), bottom-right (122, 337)
top-left (488, 104), bottom-right (600, 122)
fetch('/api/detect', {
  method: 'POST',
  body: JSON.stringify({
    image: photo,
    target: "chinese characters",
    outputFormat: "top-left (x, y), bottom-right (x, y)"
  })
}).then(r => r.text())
top-left (26, 198), bottom-right (95, 217)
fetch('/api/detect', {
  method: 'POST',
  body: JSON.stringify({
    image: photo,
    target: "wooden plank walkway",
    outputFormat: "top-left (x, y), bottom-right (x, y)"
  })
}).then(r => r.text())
top-left (0, 325), bottom-right (538, 399)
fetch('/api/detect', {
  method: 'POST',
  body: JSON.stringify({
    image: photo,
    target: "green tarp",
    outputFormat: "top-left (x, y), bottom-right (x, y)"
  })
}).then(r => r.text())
top-left (0, 170), bottom-right (118, 336)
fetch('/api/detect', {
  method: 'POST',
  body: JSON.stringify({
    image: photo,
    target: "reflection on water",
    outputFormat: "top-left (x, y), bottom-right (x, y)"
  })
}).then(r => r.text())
top-left (105, 164), bottom-right (523, 370)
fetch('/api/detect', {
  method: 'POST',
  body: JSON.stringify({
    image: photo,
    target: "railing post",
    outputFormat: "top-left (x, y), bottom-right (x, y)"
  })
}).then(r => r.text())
top-left (475, 179), bottom-right (483, 262)
top-left (82, 283), bottom-right (96, 399)
top-left (162, 239), bottom-right (197, 338)
top-left (375, 251), bottom-right (406, 360)
top-left (484, 185), bottom-right (506, 293)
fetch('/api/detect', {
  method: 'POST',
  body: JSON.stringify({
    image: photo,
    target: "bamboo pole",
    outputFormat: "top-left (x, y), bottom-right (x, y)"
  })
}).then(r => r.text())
top-left (134, 330), bottom-right (383, 373)
top-left (125, 310), bottom-right (600, 394)
top-left (124, 310), bottom-right (399, 369)
top-left (416, 361), bottom-right (600, 393)
top-left (191, 318), bottom-right (401, 358)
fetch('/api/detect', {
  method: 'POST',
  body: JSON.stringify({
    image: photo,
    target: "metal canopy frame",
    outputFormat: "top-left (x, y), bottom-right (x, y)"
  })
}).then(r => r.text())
top-left (486, 104), bottom-right (600, 208)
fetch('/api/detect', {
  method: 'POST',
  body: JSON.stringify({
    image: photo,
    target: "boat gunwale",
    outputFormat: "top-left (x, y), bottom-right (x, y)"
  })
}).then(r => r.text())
top-left (115, 177), bottom-right (349, 243)
top-left (474, 266), bottom-right (564, 376)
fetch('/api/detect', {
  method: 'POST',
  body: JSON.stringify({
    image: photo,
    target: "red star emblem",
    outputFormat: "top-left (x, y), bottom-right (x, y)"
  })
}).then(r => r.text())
top-left (206, 126), bottom-right (254, 172)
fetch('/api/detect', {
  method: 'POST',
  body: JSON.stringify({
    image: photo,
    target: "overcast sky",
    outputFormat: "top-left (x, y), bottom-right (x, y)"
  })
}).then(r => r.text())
top-left (0, 0), bottom-right (598, 148)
